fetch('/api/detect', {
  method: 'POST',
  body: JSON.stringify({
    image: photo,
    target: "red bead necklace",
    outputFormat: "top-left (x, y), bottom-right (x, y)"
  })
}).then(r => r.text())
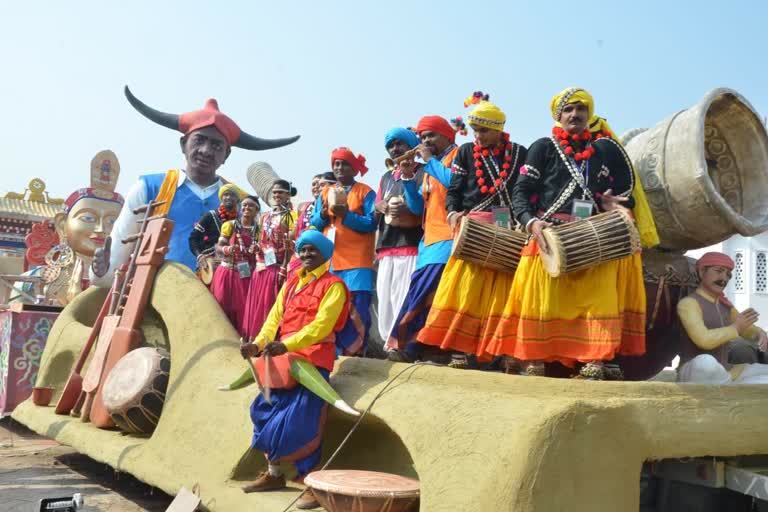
top-left (552, 126), bottom-right (601, 161)
top-left (473, 132), bottom-right (513, 195)
top-left (218, 204), bottom-right (237, 222)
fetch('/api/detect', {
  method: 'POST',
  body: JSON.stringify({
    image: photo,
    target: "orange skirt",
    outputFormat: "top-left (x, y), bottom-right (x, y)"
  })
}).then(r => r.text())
top-left (482, 241), bottom-right (646, 366)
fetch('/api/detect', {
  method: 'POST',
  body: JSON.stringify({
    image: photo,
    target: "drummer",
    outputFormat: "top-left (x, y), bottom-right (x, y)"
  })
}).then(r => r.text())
top-left (239, 230), bottom-right (350, 510)
top-left (416, 93), bottom-right (527, 368)
top-left (677, 251), bottom-right (768, 384)
top-left (483, 87), bottom-right (646, 379)
top-left (188, 183), bottom-right (245, 274)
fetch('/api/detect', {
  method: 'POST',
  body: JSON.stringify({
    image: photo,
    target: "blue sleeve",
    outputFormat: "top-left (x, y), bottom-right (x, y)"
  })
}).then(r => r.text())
top-left (424, 158), bottom-right (452, 188)
top-left (341, 190), bottom-right (377, 233)
top-left (309, 195), bottom-right (328, 230)
top-left (402, 179), bottom-right (424, 215)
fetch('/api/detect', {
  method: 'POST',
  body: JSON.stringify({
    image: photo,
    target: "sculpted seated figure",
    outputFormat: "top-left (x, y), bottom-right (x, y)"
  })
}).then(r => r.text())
top-left (677, 251), bottom-right (768, 384)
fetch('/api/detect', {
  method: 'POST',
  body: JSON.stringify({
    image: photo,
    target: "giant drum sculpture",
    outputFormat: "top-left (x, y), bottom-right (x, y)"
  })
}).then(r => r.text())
top-left (102, 347), bottom-right (170, 435)
top-left (623, 88), bottom-right (768, 250)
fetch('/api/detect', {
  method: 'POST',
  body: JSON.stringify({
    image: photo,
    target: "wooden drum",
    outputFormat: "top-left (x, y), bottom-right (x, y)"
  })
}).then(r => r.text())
top-left (101, 347), bottom-right (170, 435)
top-left (196, 256), bottom-right (219, 285)
top-left (305, 470), bottom-right (420, 512)
top-left (451, 217), bottom-right (527, 273)
top-left (540, 209), bottom-right (641, 277)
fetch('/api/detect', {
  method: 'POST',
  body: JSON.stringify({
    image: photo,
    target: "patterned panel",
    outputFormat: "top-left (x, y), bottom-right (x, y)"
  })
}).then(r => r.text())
top-left (705, 123), bottom-right (743, 214)
top-left (734, 251), bottom-right (745, 293)
top-left (756, 251), bottom-right (767, 294)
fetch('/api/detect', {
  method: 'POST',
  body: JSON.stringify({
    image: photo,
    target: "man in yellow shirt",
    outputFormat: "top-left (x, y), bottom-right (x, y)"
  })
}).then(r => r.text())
top-left (239, 230), bottom-right (349, 510)
top-left (677, 252), bottom-right (768, 383)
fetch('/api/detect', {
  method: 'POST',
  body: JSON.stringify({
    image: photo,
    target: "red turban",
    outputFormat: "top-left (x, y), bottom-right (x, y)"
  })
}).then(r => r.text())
top-left (331, 147), bottom-right (368, 176)
top-left (697, 252), bottom-right (735, 270)
top-left (178, 98), bottom-right (241, 145)
top-left (416, 115), bottom-right (456, 143)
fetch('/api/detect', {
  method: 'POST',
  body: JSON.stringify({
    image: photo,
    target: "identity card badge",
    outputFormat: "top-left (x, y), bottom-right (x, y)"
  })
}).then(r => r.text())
top-left (571, 199), bottom-right (593, 221)
top-left (492, 207), bottom-right (511, 229)
top-left (263, 247), bottom-right (278, 267)
top-left (237, 261), bottom-right (252, 279)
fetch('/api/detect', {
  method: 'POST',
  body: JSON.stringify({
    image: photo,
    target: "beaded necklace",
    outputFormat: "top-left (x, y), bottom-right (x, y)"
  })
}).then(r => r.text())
top-left (473, 132), bottom-right (514, 196)
top-left (218, 204), bottom-right (237, 222)
top-left (233, 219), bottom-right (258, 261)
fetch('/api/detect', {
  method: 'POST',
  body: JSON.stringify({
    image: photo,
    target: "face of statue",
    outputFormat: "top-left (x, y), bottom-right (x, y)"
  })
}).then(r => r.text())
top-left (559, 102), bottom-right (589, 134)
top-left (180, 126), bottom-right (231, 184)
top-left (699, 265), bottom-right (732, 297)
top-left (56, 197), bottom-right (122, 258)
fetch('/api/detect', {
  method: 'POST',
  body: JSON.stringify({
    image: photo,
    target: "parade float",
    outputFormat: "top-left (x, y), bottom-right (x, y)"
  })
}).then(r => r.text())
top-left (11, 88), bottom-right (768, 511)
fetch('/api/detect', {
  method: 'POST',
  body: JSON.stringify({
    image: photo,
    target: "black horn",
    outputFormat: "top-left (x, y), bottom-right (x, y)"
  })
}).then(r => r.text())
top-left (124, 86), bottom-right (180, 131)
top-left (234, 132), bottom-right (300, 151)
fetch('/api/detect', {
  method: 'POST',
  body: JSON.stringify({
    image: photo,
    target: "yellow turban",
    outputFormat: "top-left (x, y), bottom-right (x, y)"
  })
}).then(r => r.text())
top-left (218, 183), bottom-right (247, 200)
top-left (550, 87), bottom-right (594, 122)
top-left (464, 92), bottom-right (506, 131)
top-left (589, 115), bottom-right (660, 248)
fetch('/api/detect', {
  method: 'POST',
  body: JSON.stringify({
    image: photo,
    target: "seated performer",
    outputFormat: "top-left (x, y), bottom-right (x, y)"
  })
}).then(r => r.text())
top-left (189, 183), bottom-right (244, 268)
top-left (417, 93), bottom-right (527, 368)
top-left (91, 87), bottom-right (298, 285)
top-left (677, 251), bottom-right (768, 384)
top-left (376, 128), bottom-right (424, 344)
top-left (310, 148), bottom-right (376, 355)
top-left (485, 87), bottom-right (646, 379)
top-left (210, 195), bottom-right (260, 333)
top-left (239, 230), bottom-right (350, 510)
top-left (242, 180), bottom-right (298, 339)
top-left (387, 115), bottom-right (459, 362)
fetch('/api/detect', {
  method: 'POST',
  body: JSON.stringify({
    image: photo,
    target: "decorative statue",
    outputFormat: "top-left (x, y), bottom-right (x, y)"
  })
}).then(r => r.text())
top-left (42, 150), bottom-right (124, 305)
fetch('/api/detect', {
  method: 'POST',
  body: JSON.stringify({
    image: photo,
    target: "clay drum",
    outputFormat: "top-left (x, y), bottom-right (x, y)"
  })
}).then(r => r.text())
top-left (305, 469), bottom-right (420, 512)
top-left (101, 347), bottom-right (170, 435)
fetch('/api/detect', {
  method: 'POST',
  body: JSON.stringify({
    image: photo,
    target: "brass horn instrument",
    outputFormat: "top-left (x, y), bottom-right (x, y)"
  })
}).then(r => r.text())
top-left (385, 147), bottom-right (420, 172)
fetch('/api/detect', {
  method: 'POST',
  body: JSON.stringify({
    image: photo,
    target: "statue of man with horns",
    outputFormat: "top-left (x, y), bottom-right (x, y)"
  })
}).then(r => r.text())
top-left (90, 87), bottom-right (300, 285)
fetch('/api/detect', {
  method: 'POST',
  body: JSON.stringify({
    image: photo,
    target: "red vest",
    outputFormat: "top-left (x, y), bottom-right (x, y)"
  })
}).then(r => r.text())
top-left (423, 146), bottom-right (458, 246)
top-left (280, 270), bottom-right (349, 371)
top-left (321, 182), bottom-right (375, 270)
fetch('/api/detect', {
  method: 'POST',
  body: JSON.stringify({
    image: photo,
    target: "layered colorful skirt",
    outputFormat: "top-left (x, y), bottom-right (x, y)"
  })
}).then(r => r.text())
top-left (417, 212), bottom-right (514, 359)
top-left (250, 368), bottom-right (330, 477)
top-left (210, 263), bottom-right (250, 333)
top-left (483, 241), bottom-right (646, 365)
top-left (242, 265), bottom-right (281, 340)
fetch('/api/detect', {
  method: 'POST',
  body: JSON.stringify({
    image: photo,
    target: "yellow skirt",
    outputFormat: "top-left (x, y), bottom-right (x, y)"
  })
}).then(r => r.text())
top-left (483, 241), bottom-right (646, 366)
top-left (418, 256), bottom-right (513, 358)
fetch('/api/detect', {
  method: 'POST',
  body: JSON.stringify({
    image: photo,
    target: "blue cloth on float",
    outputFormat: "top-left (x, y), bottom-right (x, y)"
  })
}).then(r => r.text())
top-left (389, 263), bottom-right (446, 359)
top-left (335, 290), bottom-right (371, 355)
top-left (250, 368), bottom-right (330, 477)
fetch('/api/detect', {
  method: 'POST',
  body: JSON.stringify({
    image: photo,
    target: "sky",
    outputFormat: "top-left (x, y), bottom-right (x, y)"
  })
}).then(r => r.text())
top-left (1, 0), bottom-right (766, 202)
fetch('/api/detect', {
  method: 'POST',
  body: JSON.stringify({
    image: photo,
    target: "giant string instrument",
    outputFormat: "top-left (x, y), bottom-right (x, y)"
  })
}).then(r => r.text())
top-left (73, 201), bottom-right (173, 427)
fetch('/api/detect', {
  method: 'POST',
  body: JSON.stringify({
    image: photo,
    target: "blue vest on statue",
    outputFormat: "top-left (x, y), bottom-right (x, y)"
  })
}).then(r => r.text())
top-left (140, 172), bottom-right (221, 271)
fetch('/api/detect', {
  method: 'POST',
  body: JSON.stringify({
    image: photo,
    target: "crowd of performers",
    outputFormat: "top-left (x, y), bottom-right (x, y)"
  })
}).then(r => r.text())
top-left (88, 86), bottom-right (768, 509)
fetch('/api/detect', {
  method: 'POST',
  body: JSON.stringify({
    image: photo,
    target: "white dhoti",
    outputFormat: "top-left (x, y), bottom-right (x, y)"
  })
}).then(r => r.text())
top-left (376, 254), bottom-right (417, 342)
top-left (678, 354), bottom-right (768, 384)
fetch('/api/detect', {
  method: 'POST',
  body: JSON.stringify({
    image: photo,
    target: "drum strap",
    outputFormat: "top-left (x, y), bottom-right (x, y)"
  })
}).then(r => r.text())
top-left (549, 137), bottom-right (599, 209)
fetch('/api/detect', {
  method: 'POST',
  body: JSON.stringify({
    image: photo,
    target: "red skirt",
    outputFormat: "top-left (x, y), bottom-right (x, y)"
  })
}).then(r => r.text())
top-left (242, 265), bottom-right (282, 340)
top-left (210, 263), bottom-right (250, 334)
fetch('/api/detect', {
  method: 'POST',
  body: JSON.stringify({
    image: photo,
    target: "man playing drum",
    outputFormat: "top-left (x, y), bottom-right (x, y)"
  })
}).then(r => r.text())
top-left (484, 87), bottom-right (646, 379)
top-left (677, 251), bottom-right (768, 384)
top-left (239, 230), bottom-right (350, 510)
top-left (417, 93), bottom-right (527, 368)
